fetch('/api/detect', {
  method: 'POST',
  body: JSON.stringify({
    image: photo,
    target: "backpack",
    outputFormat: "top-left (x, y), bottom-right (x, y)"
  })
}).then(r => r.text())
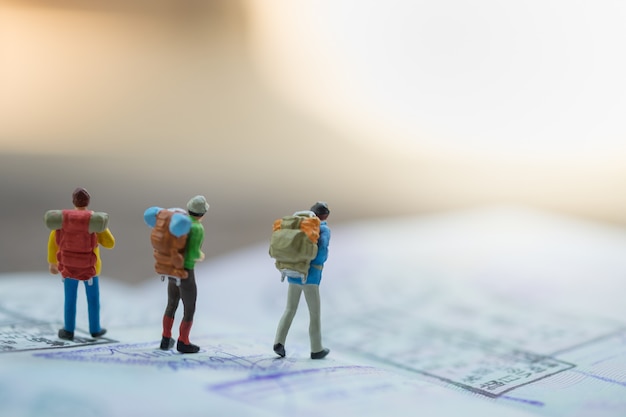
top-left (44, 209), bottom-right (109, 280)
top-left (144, 207), bottom-right (192, 281)
top-left (269, 210), bottom-right (320, 283)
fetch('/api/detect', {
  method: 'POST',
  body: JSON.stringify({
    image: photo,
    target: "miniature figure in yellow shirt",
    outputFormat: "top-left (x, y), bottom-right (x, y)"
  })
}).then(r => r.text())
top-left (46, 188), bottom-right (115, 341)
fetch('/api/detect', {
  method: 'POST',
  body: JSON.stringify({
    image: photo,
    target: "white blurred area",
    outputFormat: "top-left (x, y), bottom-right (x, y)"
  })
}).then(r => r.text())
top-left (248, 1), bottom-right (626, 160)
top-left (1, 0), bottom-right (626, 283)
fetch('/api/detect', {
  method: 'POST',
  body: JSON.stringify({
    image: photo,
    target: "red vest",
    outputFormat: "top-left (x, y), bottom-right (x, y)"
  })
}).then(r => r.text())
top-left (55, 210), bottom-right (97, 280)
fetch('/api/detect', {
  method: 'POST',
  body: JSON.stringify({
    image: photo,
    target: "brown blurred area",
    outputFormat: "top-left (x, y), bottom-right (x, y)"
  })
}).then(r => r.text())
top-left (1, 0), bottom-right (626, 284)
top-left (0, 0), bottom-right (431, 283)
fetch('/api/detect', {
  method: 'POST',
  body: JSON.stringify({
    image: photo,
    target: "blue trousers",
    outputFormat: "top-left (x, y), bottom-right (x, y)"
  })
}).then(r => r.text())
top-left (63, 276), bottom-right (101, 334)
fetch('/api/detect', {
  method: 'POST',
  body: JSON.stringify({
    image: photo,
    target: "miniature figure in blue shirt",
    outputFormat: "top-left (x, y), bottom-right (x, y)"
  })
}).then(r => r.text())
top-left (274, 202), bottom-right (331, 359)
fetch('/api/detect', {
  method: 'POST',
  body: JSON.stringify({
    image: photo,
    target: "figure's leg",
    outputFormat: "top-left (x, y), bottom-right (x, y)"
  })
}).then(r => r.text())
top-left (302, 284), bottom-right (323, 353)
top-left (160, 277), bottom-right (180, 350)
top-left (303, 284), bottom-right (328, 359)
top-left (273, 283), bottom-right (303, 356)
top-left (177, 270), bottom-right (199, 353)
top-left (60, 278), bottom-right (79, 340)
top-left (85, 276), bottom-right (106, 337)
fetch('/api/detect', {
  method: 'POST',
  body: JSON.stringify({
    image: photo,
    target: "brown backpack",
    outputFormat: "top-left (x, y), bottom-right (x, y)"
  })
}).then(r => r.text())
top-left (150, 209), bottom-right (190, 280)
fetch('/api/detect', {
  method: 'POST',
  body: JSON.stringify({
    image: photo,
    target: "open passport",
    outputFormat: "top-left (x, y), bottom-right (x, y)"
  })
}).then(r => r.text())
top-left (1, 206), bottom-right (625, 416)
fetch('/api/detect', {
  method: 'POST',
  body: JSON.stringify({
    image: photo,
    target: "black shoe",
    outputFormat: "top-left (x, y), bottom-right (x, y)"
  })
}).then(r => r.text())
top-left (58, 329), bottom-right (74, 341)
top-left (91, 328), bottom-right (107, 338)
top-left (177, 340), bottom-right (200, 354)
top-left (160, 337), bottom-right (175, 350)
top-left (311, 348), bottom-right (330, 360)
top-left (273, 343), bottom-right (286, 358)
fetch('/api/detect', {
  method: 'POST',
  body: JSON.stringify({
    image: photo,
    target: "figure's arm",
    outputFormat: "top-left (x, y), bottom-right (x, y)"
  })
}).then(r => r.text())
top-left (314, 225), bottom-right (331, 265)
top-left (186, 223), bottom-right (205, 262)
top-left (97, 228), bottom-right (116, 249)
top-left (47, 231), bottom-right (59, 274)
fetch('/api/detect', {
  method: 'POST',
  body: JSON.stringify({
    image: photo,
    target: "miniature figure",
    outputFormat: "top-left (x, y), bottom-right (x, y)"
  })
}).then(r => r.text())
top-left (271, 202), bottom-right (331, 359)
top-left (44, 187), bottom-right (115, 340)
top-left (144, 195), bottom-right (209, 354)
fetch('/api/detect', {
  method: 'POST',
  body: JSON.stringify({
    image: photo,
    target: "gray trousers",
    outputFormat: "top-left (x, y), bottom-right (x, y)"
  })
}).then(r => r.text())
top-left (274, 283), bottom-right (323, 353)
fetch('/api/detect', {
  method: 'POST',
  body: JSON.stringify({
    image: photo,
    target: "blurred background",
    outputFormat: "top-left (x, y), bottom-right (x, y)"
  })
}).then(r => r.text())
top-left (1, 0), bottom-right (626, 284)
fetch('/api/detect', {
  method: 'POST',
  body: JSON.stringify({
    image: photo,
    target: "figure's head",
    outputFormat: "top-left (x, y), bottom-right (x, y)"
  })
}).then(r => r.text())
top-left (187, 195), bottom-right (210, 218)
top-left (310, 201), bottom-right (330, 221)
top-left (72, 187), bottom-right (90, 208)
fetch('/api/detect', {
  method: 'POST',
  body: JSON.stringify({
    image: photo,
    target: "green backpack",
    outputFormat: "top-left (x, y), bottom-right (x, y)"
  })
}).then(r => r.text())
top-left (269, 211), bottom-right (320, 283)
